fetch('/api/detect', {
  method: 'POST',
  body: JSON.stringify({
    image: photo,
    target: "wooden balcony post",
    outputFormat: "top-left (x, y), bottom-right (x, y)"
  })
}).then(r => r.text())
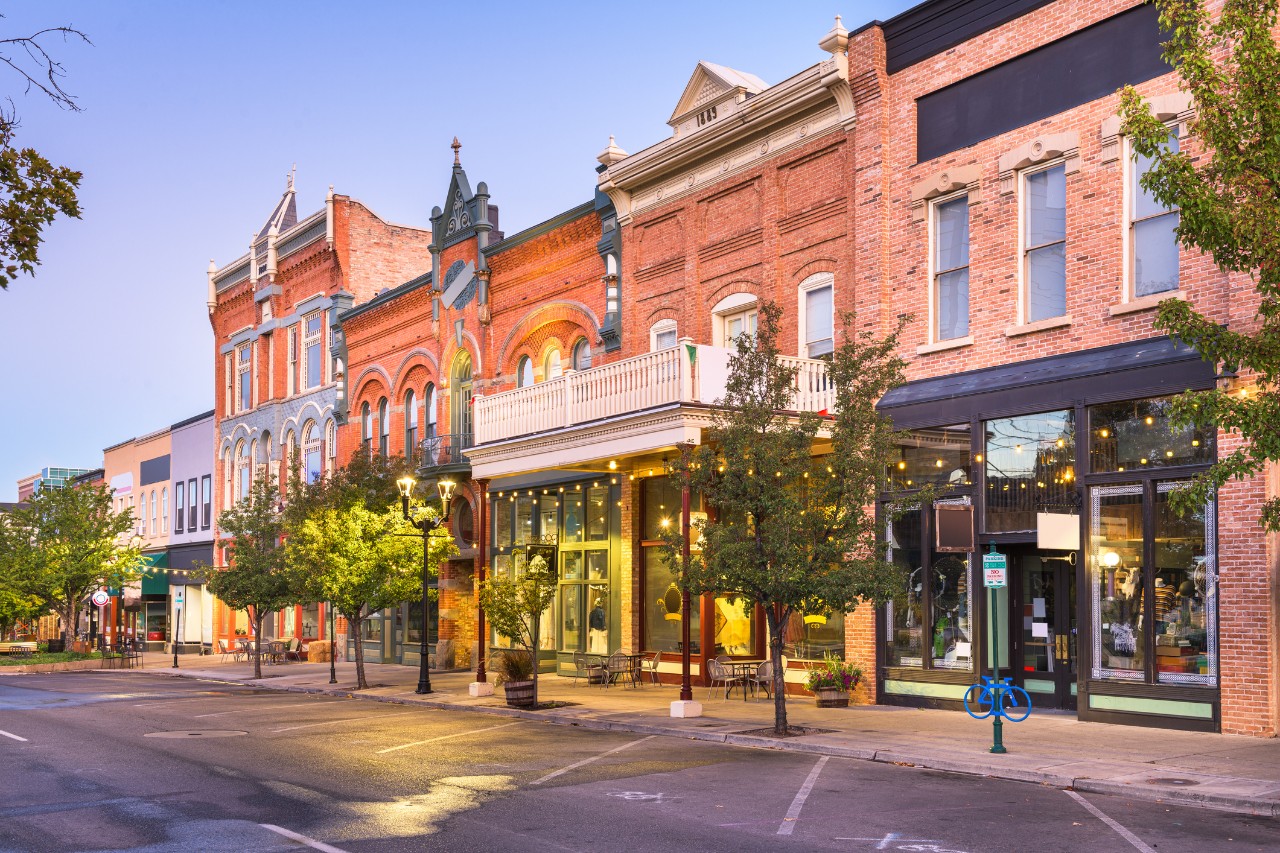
top-left (678, 336), bottom-right (695, 403)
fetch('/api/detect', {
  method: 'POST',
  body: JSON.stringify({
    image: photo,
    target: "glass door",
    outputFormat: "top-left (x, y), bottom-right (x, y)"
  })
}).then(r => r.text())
top-left (1013, 546), bottom-right (1077, 710)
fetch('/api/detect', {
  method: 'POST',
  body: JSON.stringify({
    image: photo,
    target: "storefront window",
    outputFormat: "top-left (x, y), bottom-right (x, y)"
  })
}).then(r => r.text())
top-left (301, 603), bottom-right (319, 639)
top-left (494, 498), bottom-right (513, 551)
top-left (561, 551), bottom-right (582, 580)
top-left (560, 586), bottom-right (582, 652)
top-left (515, 496), bottom-right (534, 545)
top-left (642, 477), bottom-right (681, 539)
top-left (586, 485), bottom-right (609, 541)
top-left (1089, 397), bottom-right (1212, 473)
top-left (890, 424), bottom-right (972, 490)
top-left (886, 507), bottom-right (924, 667)
top-left (538, 494), bottom-right (558, 539)
top-left (145, 604), bottom-right (168, 642)
top-left (713, 595), bottom-right (755, 656)
top-left (930, 554), bottom-right (972, 669)
top-left (1154, 484), bottom-right (1216, 685)
top-left (984, 410), bottom-right (1075, 533)
top-left (587, 584), bottom-right (609, 654)
top-left (1091, 486), bottom-right (1146, 680)
top-left (781, 609), bottom-right (844, 661)
top-left (407, 600), bottom-right (423, 645)
top-left (283, 607), bottom-right (297, 638)
top-left (362, 617), bottom-right (382, 642)
top-left (643, 548), bottom-right (700, 653)
top-left (586, 551), bottom-right (607, 580)
top-left (563, 492), bottom-right (583, 543)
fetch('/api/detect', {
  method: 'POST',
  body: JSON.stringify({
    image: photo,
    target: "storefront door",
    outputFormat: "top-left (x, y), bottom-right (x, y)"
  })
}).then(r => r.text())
top-left (1011, 546), bottom-right (1077, 711)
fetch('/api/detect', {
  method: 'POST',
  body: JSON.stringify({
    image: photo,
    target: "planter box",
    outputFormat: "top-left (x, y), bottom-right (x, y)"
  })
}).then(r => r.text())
top-left (814, 687), bottom-right (850, 708)
top-left (503, 679), bottom-right (536, 707)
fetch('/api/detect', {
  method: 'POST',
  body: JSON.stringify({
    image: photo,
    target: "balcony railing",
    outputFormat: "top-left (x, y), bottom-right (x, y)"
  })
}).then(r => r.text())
top-left (419, 432), bottom-right (474, 470)
top-left (473, 341), bottom-right (834, 445)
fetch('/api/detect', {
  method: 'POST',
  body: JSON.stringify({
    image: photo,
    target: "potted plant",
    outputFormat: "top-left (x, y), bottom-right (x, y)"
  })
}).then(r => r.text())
top-left (805, 654), bottom-right (862, 708)
top-left (479, 550), bottom-right (557, 708)
top-left (492, 650), bottom-right (536, 707)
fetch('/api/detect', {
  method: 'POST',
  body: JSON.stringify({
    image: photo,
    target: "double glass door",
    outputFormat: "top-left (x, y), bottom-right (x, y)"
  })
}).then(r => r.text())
top-left (1010, 547), bottom-right (1077, 710)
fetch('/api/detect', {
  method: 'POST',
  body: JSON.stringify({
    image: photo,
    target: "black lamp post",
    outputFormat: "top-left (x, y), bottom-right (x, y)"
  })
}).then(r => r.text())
top-left (328, 601), bottom-right (337, 684)
top-left (397, 475), bottom-right (455, 695)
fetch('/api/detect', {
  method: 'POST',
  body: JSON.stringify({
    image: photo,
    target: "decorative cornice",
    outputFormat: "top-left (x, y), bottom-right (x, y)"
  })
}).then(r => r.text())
top-left (214, 209), bottom-right (326, 294)
top-left (1100, 92), bottom-right (1194, 164)
top-left (909, 164), bottom-right (982, 222)
top-left (998, 132), bottom-right (1080, 195)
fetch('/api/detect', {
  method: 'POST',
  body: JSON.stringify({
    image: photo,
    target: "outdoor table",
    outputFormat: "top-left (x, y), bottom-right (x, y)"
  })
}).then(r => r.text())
top-left (623, 653), bottom-right (647, 687)
top-left (726, 660), bottom-right (765, 701)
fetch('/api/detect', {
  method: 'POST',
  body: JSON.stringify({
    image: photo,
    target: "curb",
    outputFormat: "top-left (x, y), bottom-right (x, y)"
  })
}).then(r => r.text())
top-left (146, 668), bottom-right (1280, 818)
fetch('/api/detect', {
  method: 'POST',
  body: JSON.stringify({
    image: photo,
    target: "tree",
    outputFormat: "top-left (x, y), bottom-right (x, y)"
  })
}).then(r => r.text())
top-left (0, 582), bottom-right (40, 640)
top-left (668, 302), bottom-right (910, 734)
top-left (0, 19), bottom-right (89, 291)
top-left (0, 483), bottom-right (142, 646)
top-left (287, 501), bottom-right (445, 689)
top-left (1120, 0), bottom-right (1280, 528)
top-left (479, 551), bottom-right (558, 706)
top-left (206, 475), bottom-right (300, 680)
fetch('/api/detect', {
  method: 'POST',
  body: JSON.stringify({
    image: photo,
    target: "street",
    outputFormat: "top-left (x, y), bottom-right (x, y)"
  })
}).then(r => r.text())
top-left (0, 673), bottom-right (1276, 852)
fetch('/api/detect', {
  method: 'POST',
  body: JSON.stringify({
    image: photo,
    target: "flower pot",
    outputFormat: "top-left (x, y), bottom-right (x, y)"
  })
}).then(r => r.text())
top-left (503, 679), bottom-right (536, 707)
top-left (814, 687), bottom-right (850, 708)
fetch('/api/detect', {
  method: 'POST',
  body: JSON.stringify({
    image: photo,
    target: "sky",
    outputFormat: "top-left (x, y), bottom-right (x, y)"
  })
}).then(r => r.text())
top-left (0, 0), bottom-right (916, 500)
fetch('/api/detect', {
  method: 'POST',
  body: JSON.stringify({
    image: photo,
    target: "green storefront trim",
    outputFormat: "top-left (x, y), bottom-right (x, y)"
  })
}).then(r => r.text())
top-left (884, 679), bottom-right (969, 700)
top-left (140, 552), bottom-right (169, 595)
top-left (1088, 693), bottom-right (1214, 720)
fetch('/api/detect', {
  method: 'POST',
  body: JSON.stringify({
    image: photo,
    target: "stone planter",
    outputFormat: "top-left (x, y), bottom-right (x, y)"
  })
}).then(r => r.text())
top-left (814, 687), bottom-right (850, 708)
top-left (503, 679), bottom-right (536, 707)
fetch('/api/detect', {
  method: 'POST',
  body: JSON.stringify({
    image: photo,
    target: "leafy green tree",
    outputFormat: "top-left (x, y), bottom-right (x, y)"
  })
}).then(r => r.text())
top-left (206, 475), bottom-right (300, 679)
top-left (668, 302), bottom-right (910, 734)
top-left (0, 21), bottom-right (90, 290)
top-left (287, 502), bottom-right (446, 689)
top-left (0, 579), bottom-right (40, 639)
top-left (0, 483), bottom-right (142, 645)
top-left (479, 552), bottom-right (557, 706)
top-left (1120, 0), bottom-right (1280, 527)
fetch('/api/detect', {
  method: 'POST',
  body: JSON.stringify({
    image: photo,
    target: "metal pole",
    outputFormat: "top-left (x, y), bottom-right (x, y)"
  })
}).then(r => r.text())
top-left (172, 605), bottom-right (181, 669)
top-left (476, 479), bottom-right (488, 684)
top-left (680, 483), bottom-right (692, 702)
top-left (416, 518), bottom-right (433, 695)
top-left (990, 583), bottom-right (1006, 754)
top-left (328, 602), bottom-right (337, 684)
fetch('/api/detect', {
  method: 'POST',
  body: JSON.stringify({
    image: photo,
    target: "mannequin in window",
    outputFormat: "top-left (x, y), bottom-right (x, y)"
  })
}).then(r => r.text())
top-left (588, 597), bottom-right (607, 654)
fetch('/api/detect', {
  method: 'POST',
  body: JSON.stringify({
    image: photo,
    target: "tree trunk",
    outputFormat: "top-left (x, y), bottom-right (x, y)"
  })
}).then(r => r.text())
top-left (531, 622), bottom-right (540, 709)
top-left (350, 609), bottom-right (368, 689)
top-left (60, 601), bottom-right (76, 647)
top-left (252, 610), bottom-right (264, 680)
top-left (766, 607), bottom-right (788, 735)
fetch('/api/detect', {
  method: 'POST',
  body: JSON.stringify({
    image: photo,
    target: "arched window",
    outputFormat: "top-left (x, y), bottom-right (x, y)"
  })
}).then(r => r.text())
top-left (283, 430), bottom-right (296, 477)
top-left (303, 421), bottom-right (322, 484)
top-left (237, 440), bottom-right (250, 501)
top-left (161, 487), bottom-right (168, 534)
top-left (517, 356), bottom-right (534, 388)
top-left (378, 397), bottom-right (389, 456)
top-left (450, 351), bottom-right (473, 439)
top-left (150, 490), bottom-right (157, 535)
top-left (425, 383), bottom-right (438, 439)
top-left (650, 319), bottom-right (677, 351)
top-left (325, 420), bottom-right (336, 475)
top-left (544, 348), bottom-right (563, 381)
top-left (361, 402), bottom-right (372, 458)
top-left (572, 338), bottom-right (592, 371)
top-left (223, 448), bottom-right (233, 509)
top-left (249, 439), bottom-right (258, 487)
top-left (405, 389), bottom-right (418, 458)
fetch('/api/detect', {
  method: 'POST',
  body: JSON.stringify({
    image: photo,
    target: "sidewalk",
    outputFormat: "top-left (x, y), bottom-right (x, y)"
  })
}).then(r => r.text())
top-left (131, 653), bottom-right (1280, 817)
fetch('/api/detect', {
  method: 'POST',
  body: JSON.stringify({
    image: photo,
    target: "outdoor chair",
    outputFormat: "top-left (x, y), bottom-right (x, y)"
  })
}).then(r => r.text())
top-left (749, 659), bottom-right (774, 698)
top-left (604, 651), bottom-right (634, 688)
top-left (570, 653), bottom-right (601, 687)
top-left (706, 658), bottom-right (743, 700)
top-left (642, 653), bottom-right (662, 686)
top-left (124, 640), bottom-right (143, 669)
top-left (283, 637), bottom-right (303, 661)
top-left (216, 639), bottom-right (236, 663)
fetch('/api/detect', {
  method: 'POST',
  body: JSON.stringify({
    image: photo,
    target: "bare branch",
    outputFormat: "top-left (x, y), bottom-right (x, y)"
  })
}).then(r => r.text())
top-left (0, 22), bottom-right (91, 112)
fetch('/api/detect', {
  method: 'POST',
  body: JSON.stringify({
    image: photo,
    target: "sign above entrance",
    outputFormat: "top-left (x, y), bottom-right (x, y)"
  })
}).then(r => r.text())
top-left (91, 591), bottom-right (110, 607)
top-left (982, 552), bottom-right (1008, 588)
top-left (1036, 512), bottom-right (1080, 551)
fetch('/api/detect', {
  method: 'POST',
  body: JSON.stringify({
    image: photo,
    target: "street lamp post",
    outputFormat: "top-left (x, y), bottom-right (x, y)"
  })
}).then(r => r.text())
top-left (398, 475), bottom-right (455, 695)
top-left (328, 601), bottom-right (337, 684)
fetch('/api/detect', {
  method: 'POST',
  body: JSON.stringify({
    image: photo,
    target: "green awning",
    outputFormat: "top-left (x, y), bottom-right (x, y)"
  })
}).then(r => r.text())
top-left (140, 552), bottom-right (169, 595)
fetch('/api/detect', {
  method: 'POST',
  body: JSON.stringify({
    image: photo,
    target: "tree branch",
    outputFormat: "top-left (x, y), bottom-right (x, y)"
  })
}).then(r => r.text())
top-left (0, 23), bottom-right (91, 112)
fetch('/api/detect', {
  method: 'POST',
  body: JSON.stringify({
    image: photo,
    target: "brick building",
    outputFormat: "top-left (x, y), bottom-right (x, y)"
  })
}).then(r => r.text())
top-left (207, 172), bottom-right (432, 651)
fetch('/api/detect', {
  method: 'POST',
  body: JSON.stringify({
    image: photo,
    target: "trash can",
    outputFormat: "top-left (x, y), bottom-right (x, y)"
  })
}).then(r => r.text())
top-left (46, 639), bottom-right (65, 653)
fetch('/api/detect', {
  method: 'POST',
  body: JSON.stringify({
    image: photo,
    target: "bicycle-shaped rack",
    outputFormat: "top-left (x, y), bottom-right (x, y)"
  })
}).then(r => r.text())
top-left (964, 676), bottom-right (1032, 753)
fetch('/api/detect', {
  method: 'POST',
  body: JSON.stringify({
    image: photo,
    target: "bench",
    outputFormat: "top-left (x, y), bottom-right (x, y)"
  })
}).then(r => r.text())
top-left (0, 642), bottom-right (38, 657)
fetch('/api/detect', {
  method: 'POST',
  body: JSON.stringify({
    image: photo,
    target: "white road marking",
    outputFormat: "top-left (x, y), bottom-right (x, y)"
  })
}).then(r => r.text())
top-left (837, 835), bottom-right (950, 850)
top-left (1065, 790), bottom-right (1157, 853)
top-left (194, 700), bottom-right (340, 718)
top-left (271, 711), bottom-right (414, 733)
top-left (777, 755), bottom-right (829, 835)
top-left (259, 823), bottom-right (349, 853)
top-left (530, 735), bottom-right (655, 785)
top-left (0, 729), bottom-right (29, 742)
top-left (375, 721), bottom-right (521, 754)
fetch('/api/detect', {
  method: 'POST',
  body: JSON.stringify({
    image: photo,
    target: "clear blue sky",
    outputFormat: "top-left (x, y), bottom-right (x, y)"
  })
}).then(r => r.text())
top-left (0, 0), bottom-right (915, 500)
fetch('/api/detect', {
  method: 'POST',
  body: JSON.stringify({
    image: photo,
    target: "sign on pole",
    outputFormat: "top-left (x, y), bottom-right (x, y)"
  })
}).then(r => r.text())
top-left (982, 552), bottom-right (1007, 588)
top-left (174, 587), bottom-right (184, 605)
top-left (91, 591), bottom-right (110, 607)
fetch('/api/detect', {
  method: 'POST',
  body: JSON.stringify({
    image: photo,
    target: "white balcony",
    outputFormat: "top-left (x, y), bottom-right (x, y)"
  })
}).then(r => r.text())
top-left (473, 340), bottom-right (834, 447)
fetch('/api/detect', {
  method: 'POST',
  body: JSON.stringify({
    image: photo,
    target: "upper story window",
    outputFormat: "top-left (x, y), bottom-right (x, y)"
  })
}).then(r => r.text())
top-left (424, 383), bottom-right (438, 439)
top-left (326, 420), bottom-right (337, 475)
top-left (1023, 163), bottom-right (1067, 323)
top-left (650, 320), bottom-right (677, 351)
top-left (405, 389), bottom-right (418, 457)
top-left (712, 293), bottom-right (758, 348)
top-left (932, 196), bottom-right (970, 341)
top-left (517, 356), bottom-right (534, 388)
top-left (150, 490), bottom-right (157, 535)
top-left (544, 349), bottom-right (563, 381)
top-left (237, 441), bottom-right (250, 501)
top-left (201, 475), bottom-right (212, 528)
top-left (1130, 134), bottom-right (1180, 298)
top-left (188, 477), bottom-right (197, 532)
top-left (287, 325), bottom-right (298, 396)
top-left (799, 274), bottom-right (834, 358)
top-left (572, 338), bottom-right (592, 371)
top-left (450, 351), bottom-right (474, 439)
top-left (175, 481), bottom-right (184, 534)
top-left (378, 397), bottom-right (390, 456)
top-left (161, 487), bottom-right (168, 534)
top-left (223, 354), bottom-right (232, 415)
top-left (303, 311), bottom-right (323, 390)
top-left (303, 421), bottom-right (322, 484)
top-left (237, 344), bottom-right (252, 412)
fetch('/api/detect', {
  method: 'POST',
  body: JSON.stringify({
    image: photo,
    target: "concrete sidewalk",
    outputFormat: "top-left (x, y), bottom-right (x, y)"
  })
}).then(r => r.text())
top-left (126, 653), bottom-right (1280, 817)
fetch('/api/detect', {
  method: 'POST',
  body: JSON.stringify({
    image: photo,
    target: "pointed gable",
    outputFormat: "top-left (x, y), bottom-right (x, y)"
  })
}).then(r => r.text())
top-left (668, 61), bottom-right (767, 129)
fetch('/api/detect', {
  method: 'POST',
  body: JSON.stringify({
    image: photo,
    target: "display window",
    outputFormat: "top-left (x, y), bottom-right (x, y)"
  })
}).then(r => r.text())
top-left (984, 410), bottom-right (1076, 533)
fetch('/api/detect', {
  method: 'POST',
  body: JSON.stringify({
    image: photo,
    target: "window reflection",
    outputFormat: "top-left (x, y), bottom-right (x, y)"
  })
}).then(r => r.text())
top-left (1092, 487), bottom-right (1145, 679)
top-left (985, 411), bottom-right (1075, 533)
top-left (886, 508), bottom-right (924, 667)
top-left (1154, 486), bottom-right (1214, 684)
top-left (890, 424), bottom-right (972, 490)
top-left (1089, 397), bottom-right (1212, 473)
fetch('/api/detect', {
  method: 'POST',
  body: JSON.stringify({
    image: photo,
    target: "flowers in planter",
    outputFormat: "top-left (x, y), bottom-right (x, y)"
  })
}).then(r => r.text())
top-left (804, 654), bottom-right (862, 693)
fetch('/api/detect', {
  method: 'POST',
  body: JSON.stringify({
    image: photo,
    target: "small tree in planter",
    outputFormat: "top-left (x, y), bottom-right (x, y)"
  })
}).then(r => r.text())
top-left (804, 654), bottom-right (863, 708)
top-left (479, 552), bottom-right (556, 708)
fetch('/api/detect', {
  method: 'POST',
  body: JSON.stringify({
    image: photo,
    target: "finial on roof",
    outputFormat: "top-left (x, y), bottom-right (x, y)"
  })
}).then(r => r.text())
top-left (287, 164), bottom-right (296, 191)
top-left (451, 137), bottom-right (461, 166)
top-left (597, 134), bottom-right (628, 167)
top-left (819, 14), bottom-right (849, 55)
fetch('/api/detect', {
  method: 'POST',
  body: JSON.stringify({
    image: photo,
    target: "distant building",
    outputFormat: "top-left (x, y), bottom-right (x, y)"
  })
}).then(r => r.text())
top-left (16, 466), bottom-right (94, 499)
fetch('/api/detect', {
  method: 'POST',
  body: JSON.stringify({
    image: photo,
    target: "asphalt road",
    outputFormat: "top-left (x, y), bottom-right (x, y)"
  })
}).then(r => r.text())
top-left (0, 672), bottom-right (1275, 852)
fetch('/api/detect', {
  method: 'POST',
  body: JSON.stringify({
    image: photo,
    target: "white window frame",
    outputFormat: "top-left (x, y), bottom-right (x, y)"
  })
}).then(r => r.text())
top-left (1124, 131), bottom-right (1181, 303)
top-left (150, 489), bottom-right (157, 535)
top-left (649, 319), bottom-right (678, 352)
top-left (303, 311), bottom-right (322, 390)
top-left (928, 193), bottom-right (971, 344)
top-left (161, 487), bottom-right (168, 534)
top-left (797, 273), bottom-right (835, 359)
top-left (287, 324), bottom-right (298, 396)
top-left (571, 338), bottom-right (592, 371)
top-left (175, 481), bottom-right (184, 534)
top-left (236, 343), bottom-right (252, 413)
top-left (544, 349), bottom-right (563, 381)
top-left (711, 293), bottom-right (758, 348)
top-left (223, 354), bottom-right (233, 415)
top-left (1019, 160), bottom-right (1068, 325)
top-left (425, 384), bottom-right (438, 439)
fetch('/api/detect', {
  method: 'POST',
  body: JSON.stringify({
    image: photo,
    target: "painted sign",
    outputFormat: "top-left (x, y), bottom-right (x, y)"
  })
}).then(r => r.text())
top-left (982, 552), bottom-right (1007, 588)
top-left (91, 591), bottom-right (110, 607)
